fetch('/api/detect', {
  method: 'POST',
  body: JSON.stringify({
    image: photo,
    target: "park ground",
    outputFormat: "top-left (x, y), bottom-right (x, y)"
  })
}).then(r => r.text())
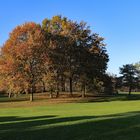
top-left (1, 92), bottom-right (140, 140)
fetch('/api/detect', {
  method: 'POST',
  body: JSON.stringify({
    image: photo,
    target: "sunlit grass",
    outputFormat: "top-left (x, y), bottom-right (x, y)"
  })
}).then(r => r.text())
top-left (1, 98), bottom-right (140, 140)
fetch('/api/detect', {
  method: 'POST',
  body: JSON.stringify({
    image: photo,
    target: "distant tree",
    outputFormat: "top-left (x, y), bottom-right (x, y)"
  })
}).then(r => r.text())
top-left (133, 62), bottom-right (140, 90)
top-left (120, 64), bottom-right (139, 95)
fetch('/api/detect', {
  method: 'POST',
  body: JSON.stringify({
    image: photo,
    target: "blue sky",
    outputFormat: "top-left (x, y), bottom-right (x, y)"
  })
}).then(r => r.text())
top-left (1, 0), bottom-right (140, 75)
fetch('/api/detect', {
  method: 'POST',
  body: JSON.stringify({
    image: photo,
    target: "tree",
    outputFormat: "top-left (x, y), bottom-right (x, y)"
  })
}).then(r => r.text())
top-left (120, 64), bottom-right (139, 95)
top-left (42, 16), bottom-right (109, 96)
top-left (114, 76), bottom-right (122, 93)
top-left (0, 22), bottom-right (48, 101)
top-left (0, 15), bottom-right (110, 100)
top-left (133, 62), bottom-right (140, 91)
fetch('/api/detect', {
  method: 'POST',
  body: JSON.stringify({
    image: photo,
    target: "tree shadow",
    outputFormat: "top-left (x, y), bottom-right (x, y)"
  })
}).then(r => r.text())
top-left (120, 93), bottom-right (140, 101)
top-left (0, 96), bottom-right (29, 103)
top-left (0, 115), bottom-right (56, 123)
top-left (1, 111), bottom-right (140, 140)
top-left (81, 93), bottom-right (140, 103)
top-left (1, 92), bottom-right (140, 104)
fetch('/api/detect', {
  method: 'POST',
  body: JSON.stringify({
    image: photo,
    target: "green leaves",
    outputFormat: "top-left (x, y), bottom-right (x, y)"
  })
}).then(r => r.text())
top-left (41, 15), bottom-right (109, 94)
top-left (120, 64), bottom-right (139, 94)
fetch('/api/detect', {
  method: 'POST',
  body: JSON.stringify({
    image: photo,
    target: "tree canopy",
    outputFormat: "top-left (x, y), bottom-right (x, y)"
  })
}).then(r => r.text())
top-left (0, 15), bottom-right (109, 101)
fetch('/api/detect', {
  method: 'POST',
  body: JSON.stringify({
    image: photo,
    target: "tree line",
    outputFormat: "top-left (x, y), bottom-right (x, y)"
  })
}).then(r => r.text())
top-left (0, 15), bottom-right (110, 101)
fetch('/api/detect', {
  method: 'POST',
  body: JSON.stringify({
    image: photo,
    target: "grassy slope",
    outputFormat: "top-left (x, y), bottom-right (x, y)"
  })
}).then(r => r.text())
top-left (1, 98), bottom-right (140, 140)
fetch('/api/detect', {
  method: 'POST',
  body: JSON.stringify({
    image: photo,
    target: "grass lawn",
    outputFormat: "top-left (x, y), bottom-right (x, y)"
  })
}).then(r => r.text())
top-left (1, 94), bottom-right (140, 140)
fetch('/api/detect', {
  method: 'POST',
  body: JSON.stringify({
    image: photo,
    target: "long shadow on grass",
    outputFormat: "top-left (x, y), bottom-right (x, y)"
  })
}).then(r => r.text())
top-left (83, 94), bottom-right (140, 103)
top-left (109, 94), bottom-right (140, 102)
top-left (119, 93), bottom-right (140, 101)
top-left (1, 111), bottom-right (140, 140)
top-left (0, 115), bottom-right (56, 122)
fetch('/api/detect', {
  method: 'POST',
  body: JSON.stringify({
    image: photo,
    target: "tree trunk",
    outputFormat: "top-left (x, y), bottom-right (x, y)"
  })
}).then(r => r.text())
top-left (8, 92), bottom-right (12, 98)
top-left (25, 89), bottom-right (29, 95)
top-left (56, 90), bottom-right (59, 98)
top-left (30, 92), bottom-right (33, 101)
top-left (56, 82), bottom-right (59, 98)
top-left (69, 77), bottom-right (73, 96)
top-left (82, 84), bottom-right (86, 98)
top-left (128, 86), bottom-right (132, 95)
top-left (50, 89), bottom-right (53, 98)
top-left (30, 86), bottom-right (34, 102)
top-left (42, 81), bottom-right (46, 92)
top-left (62, 83), bottom-right (65, 92)
top-left (32, 84), bottom-right (36, 94)
top-left (81, 84), bottom-right (86, 98)
top-left (61, 76), bottom-right (65, 92)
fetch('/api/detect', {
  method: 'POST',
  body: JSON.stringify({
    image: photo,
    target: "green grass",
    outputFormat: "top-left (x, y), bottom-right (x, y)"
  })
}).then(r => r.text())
top-left (1, 96), bottom-right (140, 140)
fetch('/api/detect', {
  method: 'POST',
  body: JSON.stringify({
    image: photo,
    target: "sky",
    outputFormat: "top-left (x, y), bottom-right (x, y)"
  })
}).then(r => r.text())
top-left (1, 0), bottom-right (140, 75)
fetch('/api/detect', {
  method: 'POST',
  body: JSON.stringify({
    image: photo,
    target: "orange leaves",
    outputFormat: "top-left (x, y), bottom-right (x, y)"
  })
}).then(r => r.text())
top-left (0, 22), bottom-right (48, 95)
top-left (90, 46), bottom-right (100, 54)
top-left (0, 15), bottom-right (109, 97)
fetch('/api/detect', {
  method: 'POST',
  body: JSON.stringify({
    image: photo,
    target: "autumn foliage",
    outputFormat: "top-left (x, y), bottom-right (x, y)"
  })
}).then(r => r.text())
top-left (0, 16), bottom-right (109, 101)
